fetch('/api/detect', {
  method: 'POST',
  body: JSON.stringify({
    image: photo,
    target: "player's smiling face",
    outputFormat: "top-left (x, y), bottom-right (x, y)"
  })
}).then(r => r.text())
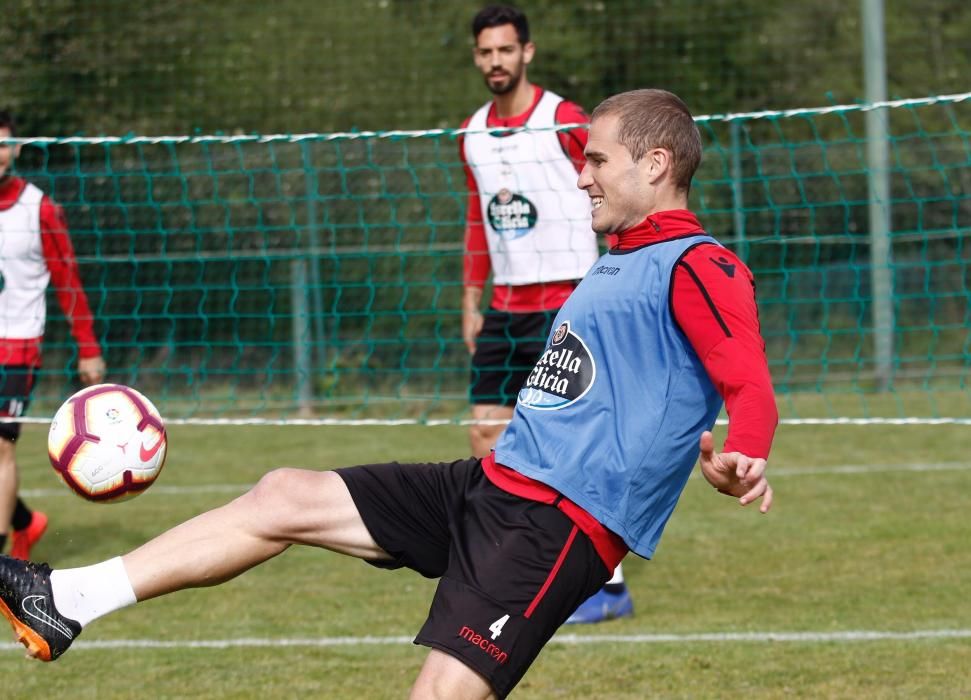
top-left (0, 127), bottom-right (20, 182)
top-left (578, 114), bottom-right (657, 235)
top-left (473, 24), bottom-right (534, 96)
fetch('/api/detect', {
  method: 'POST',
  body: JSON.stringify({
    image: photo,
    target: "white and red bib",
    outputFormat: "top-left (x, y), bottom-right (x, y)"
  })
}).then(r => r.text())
top-left (0, 182), bottom-right (51, 339)
top-left (463, 91), bottom-right (598, 285)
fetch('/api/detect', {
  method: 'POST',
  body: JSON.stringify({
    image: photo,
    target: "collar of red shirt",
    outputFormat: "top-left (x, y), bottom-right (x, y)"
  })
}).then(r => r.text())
top-left (614, 209), bottom-right (704, 250)
top-left (0, 176), bottom-right (26, 210)
top-left (486, 85), bottom-right (543, 127)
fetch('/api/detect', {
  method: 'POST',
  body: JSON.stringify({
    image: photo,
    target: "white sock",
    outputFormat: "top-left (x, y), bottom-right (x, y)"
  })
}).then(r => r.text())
top-left (607, 563), bottom-right (625, 585)
top-left (50, 557), bottom-right (137, 628)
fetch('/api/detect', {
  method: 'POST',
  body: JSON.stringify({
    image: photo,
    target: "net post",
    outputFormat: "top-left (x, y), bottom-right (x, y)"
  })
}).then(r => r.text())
top-left (290, 258), bottom-right (314, 417)
top-left (862, 0), bottom-right (894, 391)
top-left (300, 140), bottom-right (328, 379)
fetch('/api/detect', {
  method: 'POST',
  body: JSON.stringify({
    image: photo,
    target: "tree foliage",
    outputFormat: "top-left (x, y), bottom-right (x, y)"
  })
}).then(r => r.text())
top-left (2, 0), bottom-right (970, 135)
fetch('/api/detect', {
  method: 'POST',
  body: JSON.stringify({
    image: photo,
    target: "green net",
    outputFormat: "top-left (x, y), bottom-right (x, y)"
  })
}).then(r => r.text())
top-left (698, 95), bottom-right (971, 422)
top-left (13, 92), bottom-right (970, 424)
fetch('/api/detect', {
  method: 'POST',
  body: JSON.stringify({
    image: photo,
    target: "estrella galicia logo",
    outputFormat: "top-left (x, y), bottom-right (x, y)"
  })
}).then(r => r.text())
top-left (518, 321), bottom-right (596, 410)
top-left (487, 188), bottom-right (537, 239)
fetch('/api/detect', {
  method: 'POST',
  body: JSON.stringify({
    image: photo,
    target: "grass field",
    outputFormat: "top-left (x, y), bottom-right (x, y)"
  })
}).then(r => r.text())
top-left (2, 421), bottom-right (970, 699)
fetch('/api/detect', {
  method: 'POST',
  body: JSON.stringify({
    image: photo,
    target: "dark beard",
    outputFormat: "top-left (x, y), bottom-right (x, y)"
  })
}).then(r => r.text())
top-left (485, 69), bottom-right (522, 96)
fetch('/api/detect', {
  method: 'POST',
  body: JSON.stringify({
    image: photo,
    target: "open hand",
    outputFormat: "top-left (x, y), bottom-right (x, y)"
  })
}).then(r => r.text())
top-left (463, 308), bottom-right (484, 355)
top-left (698, 430), bottom-right (773, 513)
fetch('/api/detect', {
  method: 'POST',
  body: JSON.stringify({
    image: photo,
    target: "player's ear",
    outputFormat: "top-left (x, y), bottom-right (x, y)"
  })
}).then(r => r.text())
top-left (643, 148), bottom-right (672, 185)
top-left (522, 41), bottom-right (536, 65)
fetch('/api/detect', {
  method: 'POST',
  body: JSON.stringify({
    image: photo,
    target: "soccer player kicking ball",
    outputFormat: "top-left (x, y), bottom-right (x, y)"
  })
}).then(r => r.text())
top-left (0, 89), bottom-right (776, 700)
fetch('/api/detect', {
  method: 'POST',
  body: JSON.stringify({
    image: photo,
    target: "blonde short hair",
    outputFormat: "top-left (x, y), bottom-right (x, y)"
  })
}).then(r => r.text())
top-left (591, 89), bottom-right (702, 192)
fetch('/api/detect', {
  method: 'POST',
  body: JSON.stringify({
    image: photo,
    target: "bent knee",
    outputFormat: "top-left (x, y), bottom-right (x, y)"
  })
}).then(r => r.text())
top-left (245, 467), bottom-right (337, 508)
top-left (250, 466), bottom-right (300, 492)
top-left (470, 421), bottom-right (504, 441)
top-left (469, 423), bottom-right (506, 457)
top-left (241, 468), bottom-right (378, 555)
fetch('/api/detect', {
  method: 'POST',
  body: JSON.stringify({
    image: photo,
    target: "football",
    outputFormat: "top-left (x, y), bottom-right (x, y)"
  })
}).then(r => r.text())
top-left (47, 383), bottom-right (168, 502)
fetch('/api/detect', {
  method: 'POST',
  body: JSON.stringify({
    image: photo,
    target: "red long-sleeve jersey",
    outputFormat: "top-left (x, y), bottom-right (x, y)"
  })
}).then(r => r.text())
top-left (0, 177), bottom-right (101, 366)
top-left (459, 85), bottom-right (591, 312)
top-left (614, 209), bottom-right (778, 459)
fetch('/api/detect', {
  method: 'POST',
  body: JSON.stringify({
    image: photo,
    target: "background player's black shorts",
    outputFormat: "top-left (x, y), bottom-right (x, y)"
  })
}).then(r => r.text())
top-left (0, 365), bottom-right (37, 442)
top-left (336, 458), bottom-right (611, 699)
top-left (470, 310), bottom-right (558, 407)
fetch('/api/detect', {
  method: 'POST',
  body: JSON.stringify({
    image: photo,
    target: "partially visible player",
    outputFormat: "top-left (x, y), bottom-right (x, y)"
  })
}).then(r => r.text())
top-left (460, 4), bottom-right (595, 453)
top-left (0, 110), bottom-right (106, 558)
top-left (460, 3), bottom-right (632, 624)
top-left (0, 89), bottom-right (776, 699)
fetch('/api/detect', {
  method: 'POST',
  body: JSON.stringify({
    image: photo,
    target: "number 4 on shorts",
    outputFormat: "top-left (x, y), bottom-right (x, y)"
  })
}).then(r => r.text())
top-left (489, 614), bottom-right (510, 640)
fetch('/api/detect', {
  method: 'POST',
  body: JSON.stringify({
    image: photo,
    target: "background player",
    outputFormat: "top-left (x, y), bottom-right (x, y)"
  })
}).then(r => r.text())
top-left (0, 110), bottom-right (106, 558)
top-left (460, 3), bottom-right (632, 624)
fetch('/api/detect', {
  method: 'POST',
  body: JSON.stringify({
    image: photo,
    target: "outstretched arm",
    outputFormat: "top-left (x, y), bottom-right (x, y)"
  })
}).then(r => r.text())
top-left (697, 430), bottom-right (773, 512)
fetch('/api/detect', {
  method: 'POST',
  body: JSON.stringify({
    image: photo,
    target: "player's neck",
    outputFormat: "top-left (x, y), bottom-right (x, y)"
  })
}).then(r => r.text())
top-left (492, 81), bottom-right (537, 120)
top-left (648, 189), bottom-right (689, 216)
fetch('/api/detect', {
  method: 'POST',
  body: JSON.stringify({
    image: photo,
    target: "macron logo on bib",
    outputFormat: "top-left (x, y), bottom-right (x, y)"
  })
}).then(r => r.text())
top-left (518, 321), bottom-right (596, 410)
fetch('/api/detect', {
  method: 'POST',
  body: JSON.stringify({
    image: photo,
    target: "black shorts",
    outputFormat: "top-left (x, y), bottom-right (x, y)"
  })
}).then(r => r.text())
top-left (0, 365), bottom-right (36, 442)
top-left (336, 458), bottom-right (610, 699)
top-left (470, 310), bottom-right (558, 407)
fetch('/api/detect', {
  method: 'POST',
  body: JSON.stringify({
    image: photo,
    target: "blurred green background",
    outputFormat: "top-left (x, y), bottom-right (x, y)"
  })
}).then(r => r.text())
top-left (2, 0), bottom-right (969, 135)
top-left (1, 1), bottom-right (969, 422)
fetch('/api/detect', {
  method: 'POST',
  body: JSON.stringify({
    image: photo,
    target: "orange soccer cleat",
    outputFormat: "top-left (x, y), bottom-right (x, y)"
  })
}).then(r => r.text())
top-left (10, 511), bottom-right (48, 560)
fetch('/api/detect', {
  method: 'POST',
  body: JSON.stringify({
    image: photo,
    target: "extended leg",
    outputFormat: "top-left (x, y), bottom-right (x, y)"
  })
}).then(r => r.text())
top-left (0, 468), bottom-right (389, 660)
top-left (125, 468), bottom-right (388, 600)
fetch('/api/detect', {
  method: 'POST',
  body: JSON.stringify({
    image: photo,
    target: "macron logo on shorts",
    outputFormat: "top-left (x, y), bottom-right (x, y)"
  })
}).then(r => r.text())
top-left (458, 625), bottom-right (509, 665)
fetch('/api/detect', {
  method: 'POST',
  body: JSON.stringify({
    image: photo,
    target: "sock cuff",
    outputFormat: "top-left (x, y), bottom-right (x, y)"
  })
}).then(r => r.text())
top-left (50, 556), bottom-right (137, 628)
top-left (104, 556), bottom-right (138, 605)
